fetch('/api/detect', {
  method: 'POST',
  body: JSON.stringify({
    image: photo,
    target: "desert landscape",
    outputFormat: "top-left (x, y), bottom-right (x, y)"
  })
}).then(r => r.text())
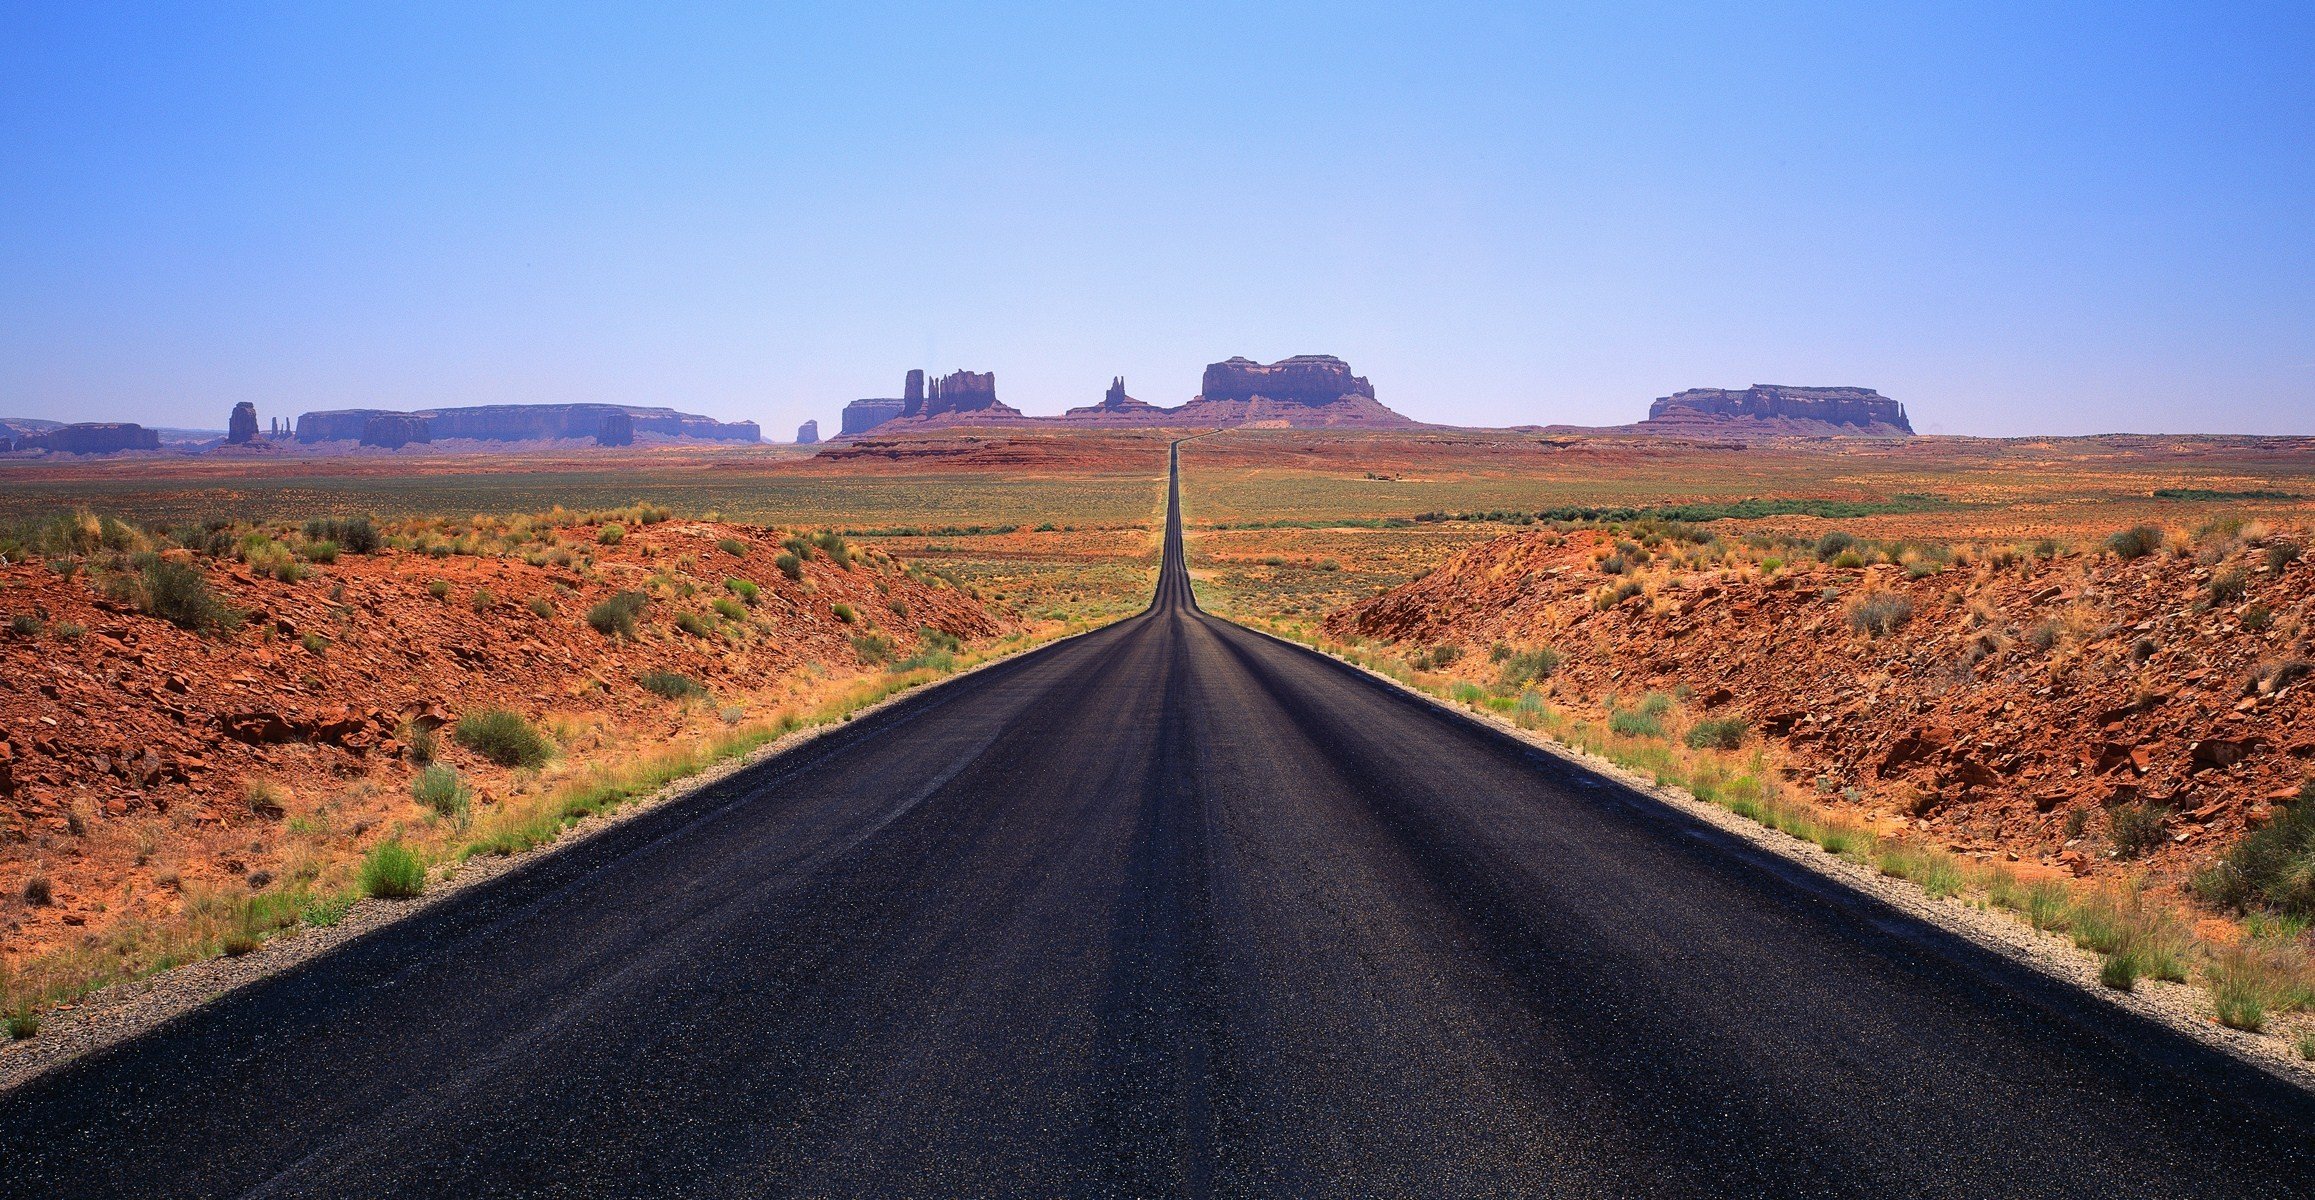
top-left (8, 421), bottom-right (2315, 1053)
top-left (10, 6), bottom-right (2315, 1192)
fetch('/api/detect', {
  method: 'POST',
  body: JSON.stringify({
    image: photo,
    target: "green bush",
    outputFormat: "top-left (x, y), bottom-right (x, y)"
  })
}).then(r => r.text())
top-left (725, 578), bottom-right (759, 605)
top-left (638, 669), bottom-right (704, 699)
top-left (775, 552), bottom-right (804, 581)
top-left (587, 590), bottom-right (648, 637)
top-left (453, 706), bottom-right (552, 768)
top-left (831, 602), bottom-right (855, 624)
top-left (1684, 717), bottom-right (1748, 750)
top-left (2106, 802), bottom-right (2169, 860)
top-left (300, 539), bottom-right (340, 563)
top-left (1815, 531), bottom-right (1858, 559)
top-left (411, 764), bottom-right (471, 818)
top-left (2194, 784), bottom-right (2315, 916)
top-left (303, 516), bottom-right (379, 554)
top-left (2267, 540), bottom-right (2303, 572)
top-left (717, 537), bottom-right (748, 557)
top-left (359, 841), bottom-right (425, 898)
top-left (132, 558), bottom-right (242, 632)
top-left (1496, 647), bottom-right (1561, 688)
top-left (596, 523), bottom-right (626, 545)
top-left (812, 530), bottom-right (849, 566)
top-left (527, 595), bottom-right (554, 619)
top-left (2106, 525), bottom-right (2163, 560)
top-left (1607, 707), bottom-right (1664, 738)
top-left (2207, 568), bottom-right (2248, 605)
top-left (712, 598), bottom-right (747, 622)
top-left (427, 580), bottom-right (451, 600)
top-left (7, 614), bottom-right (41, 637)
top-left (674, 611), bottom-right (718, 638)
top-left (470, 587), bottom-right (496, 613)
top-left (852, 632), bottom-right (892, 664)
top-left (1410, 644), bottom-right (1461, 670)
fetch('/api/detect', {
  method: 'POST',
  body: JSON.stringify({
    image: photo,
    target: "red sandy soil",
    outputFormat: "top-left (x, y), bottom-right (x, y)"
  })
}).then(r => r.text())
top-left (0, 519), bottom-right (1008, 963)
top-left (1327, 529), bottom-right (2313, 888)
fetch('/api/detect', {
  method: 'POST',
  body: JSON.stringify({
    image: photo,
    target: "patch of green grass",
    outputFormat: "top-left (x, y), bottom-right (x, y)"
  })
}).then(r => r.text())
top-left (587, 590), bottom-right (647, 637)
top-left (411, 763), bottom-right (472, 818)
top-left (1607, 707), bottom-right (1663, 738)
top-left (453, 706), bottom-right (552, 768)
top-left (1684, 716), bottom-right (1747, 750)
top-left (298, 891), bottom-right (353, 928)
top-left (358, 841), bottom-right (425, 899)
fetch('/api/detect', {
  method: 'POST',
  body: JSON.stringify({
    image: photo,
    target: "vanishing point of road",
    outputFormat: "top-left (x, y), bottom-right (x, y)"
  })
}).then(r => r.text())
top-left (5, 443), bottom-right (2313, 1197)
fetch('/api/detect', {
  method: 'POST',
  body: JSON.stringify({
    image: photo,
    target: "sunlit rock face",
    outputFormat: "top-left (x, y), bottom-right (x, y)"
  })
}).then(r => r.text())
top-left (1643, 386), bottom-right (1913, 436)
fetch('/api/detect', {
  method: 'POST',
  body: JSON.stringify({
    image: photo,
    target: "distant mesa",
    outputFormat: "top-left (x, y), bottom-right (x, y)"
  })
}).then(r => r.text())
top-left (904, 369), bottom-right (1020, 421)
top-left (1167, 355), bottom-right (1411, 427)
top-left (840, 369), bottom-right (1022, 434)
top-left (0, 421), bottom-right (162, 455)
top-left (829, 355), bottom-right (1414, 435)
top-left (795, 419), bottom-right (820, 445)
top-left (1639, 385), bottom-right (1913, 437)
top-left (841, 398), bottom-right (907, 437)
top-left (293, 403), bottom-right (759, 448)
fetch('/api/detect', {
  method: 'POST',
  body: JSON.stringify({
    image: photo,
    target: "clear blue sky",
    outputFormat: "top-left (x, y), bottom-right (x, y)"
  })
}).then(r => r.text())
top-left (4, 2), bottom-right (2310, 436)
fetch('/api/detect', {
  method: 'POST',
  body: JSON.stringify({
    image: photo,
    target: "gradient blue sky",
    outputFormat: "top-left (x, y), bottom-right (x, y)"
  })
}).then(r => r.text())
top-left (4, 2), bottom-right (2311, 436)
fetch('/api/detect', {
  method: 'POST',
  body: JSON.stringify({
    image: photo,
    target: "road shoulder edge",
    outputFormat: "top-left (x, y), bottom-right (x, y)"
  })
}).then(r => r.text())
top-left (1227, 618), bottom-right (2315, 1094)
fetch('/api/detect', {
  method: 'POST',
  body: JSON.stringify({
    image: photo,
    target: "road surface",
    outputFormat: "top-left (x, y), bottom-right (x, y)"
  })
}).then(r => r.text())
top-left (5, 442), bottom-right (2313, 1197)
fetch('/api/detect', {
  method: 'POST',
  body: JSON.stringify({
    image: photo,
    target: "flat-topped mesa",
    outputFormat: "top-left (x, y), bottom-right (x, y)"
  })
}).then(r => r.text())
top-left (1644, 385), bottom-right (1913, 435)
top-left (842, 398), bottom-right (907, 436)
top-left (16, 423), bottom-right (163, 454)
top-left (1200, 354), bottom-right (1376, 407)
top-left (795, 419), bottom-right (820, 445)
top-left (294, 404), bottom-right (760, 448)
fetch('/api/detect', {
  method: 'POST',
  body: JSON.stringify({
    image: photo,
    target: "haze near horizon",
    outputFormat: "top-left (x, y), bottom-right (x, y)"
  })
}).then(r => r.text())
top-left (3, 2), bottom-right (2310, 437)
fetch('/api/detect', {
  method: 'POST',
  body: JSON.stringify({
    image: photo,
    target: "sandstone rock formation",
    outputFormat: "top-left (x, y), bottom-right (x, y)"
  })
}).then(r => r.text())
top-left (1170, 355), bottom-right (1413, 428)
top-left (11, 423), bottom-right (163, 455)
top-left (227, 402), bottom-right (260, 445)
top-left (795, 419), bottom-right (820, 445)
top-left (841, 399), bottom-right (907, 437)
top-left (595, 410), bottom-right (634, 447)
top-left (1640, 385), bottom-right (1913, 436)
top-left (294, 404), bottom-right (760, 448)
top-left (1200, 355), bottom-right (1375, 407)
top-left (360, 414), bottom-right (430, 449)
top-left (1064, 377), bottom-right (1164, 420)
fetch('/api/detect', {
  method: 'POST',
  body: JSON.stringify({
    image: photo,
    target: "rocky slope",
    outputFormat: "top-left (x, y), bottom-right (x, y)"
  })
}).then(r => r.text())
top-left (1326, 525), bottom-right (2311, 886)
top-left (0, 513), bottom-right (1008, 965)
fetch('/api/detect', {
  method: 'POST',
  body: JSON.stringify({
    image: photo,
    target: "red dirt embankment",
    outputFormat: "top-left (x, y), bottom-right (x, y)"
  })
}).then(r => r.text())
top-left (1326, 529), bottom-right (2312, 886)
top-left (0, 516), bottom-right (1008, 964)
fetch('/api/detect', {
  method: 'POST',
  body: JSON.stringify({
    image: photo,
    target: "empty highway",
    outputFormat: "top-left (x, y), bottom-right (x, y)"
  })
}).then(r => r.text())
top-left (5, 443), bottom-right (2313, 1197)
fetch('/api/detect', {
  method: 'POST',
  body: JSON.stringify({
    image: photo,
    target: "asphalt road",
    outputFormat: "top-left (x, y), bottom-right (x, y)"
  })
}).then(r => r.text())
top-left (6, 442), bottom-right (2315, 1197)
